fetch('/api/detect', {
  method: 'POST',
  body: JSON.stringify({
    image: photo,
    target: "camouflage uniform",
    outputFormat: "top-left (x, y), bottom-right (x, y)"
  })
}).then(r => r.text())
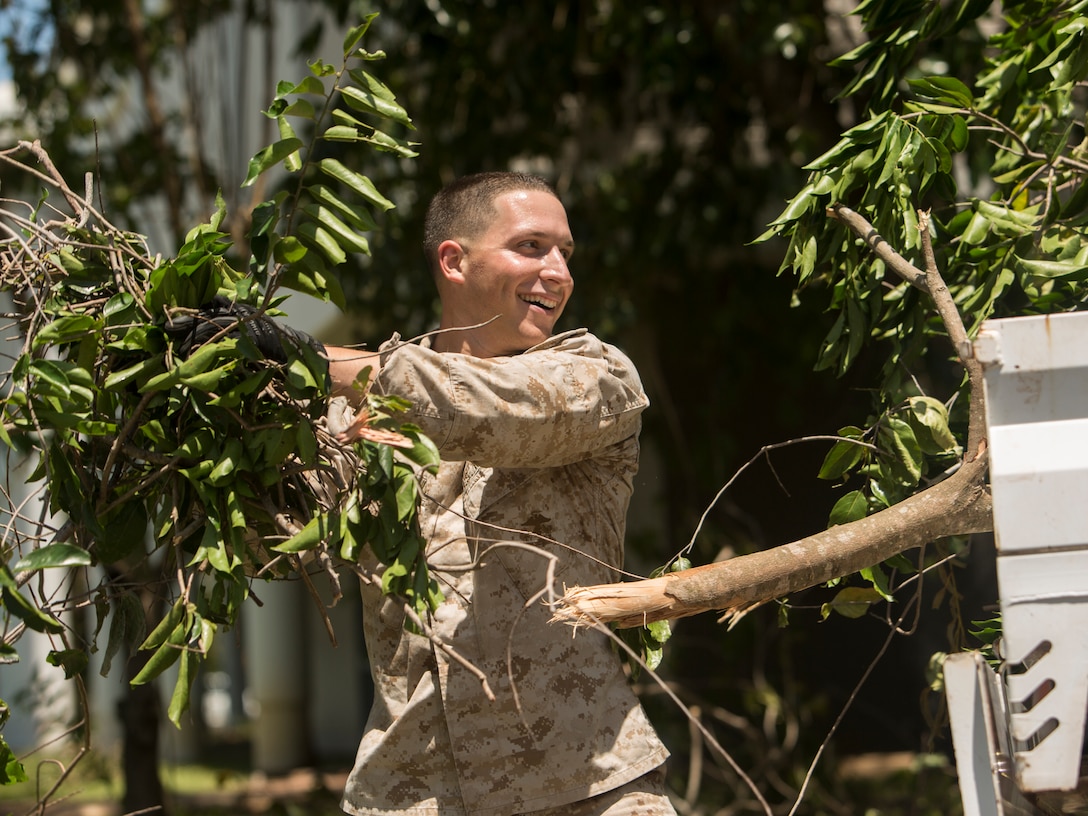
top-left (340, 328), bottom-right (670, 816)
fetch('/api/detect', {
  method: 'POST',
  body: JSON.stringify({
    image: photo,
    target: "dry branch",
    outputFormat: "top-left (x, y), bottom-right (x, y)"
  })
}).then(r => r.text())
top-left (554, 205), bottom-right (994, 629)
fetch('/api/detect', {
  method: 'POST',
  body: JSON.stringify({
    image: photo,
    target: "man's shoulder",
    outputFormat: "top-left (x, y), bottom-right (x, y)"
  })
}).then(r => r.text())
top-left (528, 328), bottom-right (630, 361)
top-left (527, 329), bottom-right (646, 406)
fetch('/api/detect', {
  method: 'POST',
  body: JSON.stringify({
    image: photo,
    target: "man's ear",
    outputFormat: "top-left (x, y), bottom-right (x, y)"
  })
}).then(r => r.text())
top-left (437, 240), bottom-right (467, 284)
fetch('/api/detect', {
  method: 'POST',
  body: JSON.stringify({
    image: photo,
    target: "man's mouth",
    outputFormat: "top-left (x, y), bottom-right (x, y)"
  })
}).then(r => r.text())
top-left (520, 293), bottom-right (559, 312)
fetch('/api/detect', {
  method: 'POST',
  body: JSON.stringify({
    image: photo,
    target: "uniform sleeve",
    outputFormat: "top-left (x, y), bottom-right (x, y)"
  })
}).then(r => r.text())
top-left (373, 330), bottom-right (648, 469)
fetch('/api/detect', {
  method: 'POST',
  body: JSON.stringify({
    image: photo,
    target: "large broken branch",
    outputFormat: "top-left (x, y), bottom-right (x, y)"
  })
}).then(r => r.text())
top-left (554, 446), bottom-right (990, 628)
top-left (554, 205), bottom-right (994, 628)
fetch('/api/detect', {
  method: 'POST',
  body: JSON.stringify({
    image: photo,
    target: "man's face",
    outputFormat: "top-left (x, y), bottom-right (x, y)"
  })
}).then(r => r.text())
top-left (439, 190), bottom-right (575, 357)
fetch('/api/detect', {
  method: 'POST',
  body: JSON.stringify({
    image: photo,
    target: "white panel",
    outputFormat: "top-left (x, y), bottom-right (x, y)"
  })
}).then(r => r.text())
top-left (974, 312), bottom-right (1088, 793)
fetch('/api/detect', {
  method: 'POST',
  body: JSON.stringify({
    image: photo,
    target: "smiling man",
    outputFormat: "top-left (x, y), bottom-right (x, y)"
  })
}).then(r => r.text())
top-left (424, 174), bottom-right (574, 357)
top-left (327, 172), bottom-right (675, 816)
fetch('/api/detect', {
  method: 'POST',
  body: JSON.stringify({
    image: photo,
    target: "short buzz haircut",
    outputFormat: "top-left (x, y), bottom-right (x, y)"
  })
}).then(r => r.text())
top-left (423, 171), bottom-right (559, 274)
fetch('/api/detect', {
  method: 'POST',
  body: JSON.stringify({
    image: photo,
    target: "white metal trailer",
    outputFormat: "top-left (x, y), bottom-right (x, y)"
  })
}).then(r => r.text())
top-left (947, 312), bottom-right (1088, 815)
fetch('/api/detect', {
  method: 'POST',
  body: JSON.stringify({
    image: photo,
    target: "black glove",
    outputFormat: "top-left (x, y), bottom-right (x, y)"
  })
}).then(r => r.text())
top-left (167, 295), bottom-right (326, 363)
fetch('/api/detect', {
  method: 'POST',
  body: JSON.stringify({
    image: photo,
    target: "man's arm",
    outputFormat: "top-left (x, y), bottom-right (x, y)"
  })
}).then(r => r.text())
top-left (373, 332), bottom-right (648, 469)
top-left (325, 345), bottom-right (382, 403)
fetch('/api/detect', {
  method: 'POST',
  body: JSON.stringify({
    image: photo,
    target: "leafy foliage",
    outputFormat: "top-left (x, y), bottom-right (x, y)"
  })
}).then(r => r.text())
top-left (758, 2), bottom-right (1088, 551)
top-left (0, 16), bottom-right (435, 730)
top-left (0, 700), bottom-right (25, 785)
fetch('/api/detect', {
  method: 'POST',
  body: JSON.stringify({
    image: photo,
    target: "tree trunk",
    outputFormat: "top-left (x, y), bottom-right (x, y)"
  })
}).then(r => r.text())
top-left (554, 446), bottom-right (992, 629)
top-left (119, 586), bottom-right (167, 816)
top-left (119, 652), bottom-right (165, 814)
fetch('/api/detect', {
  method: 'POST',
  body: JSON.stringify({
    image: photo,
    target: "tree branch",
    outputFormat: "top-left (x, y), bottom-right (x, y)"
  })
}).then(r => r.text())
top-left (554, 450), bottom-right (990, 628)
top-left (829, 204), bottom-right (988, 455)
top-left (554, 202), bottom-right (994, 628)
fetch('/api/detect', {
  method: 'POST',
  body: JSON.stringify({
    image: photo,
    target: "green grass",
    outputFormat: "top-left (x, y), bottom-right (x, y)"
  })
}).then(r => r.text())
top-left (0, 748), bottom-right (349, 816)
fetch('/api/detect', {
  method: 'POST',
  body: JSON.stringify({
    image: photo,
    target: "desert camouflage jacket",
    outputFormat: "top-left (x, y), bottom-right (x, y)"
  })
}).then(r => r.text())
top-left (340, 328), bottom-right (669, 816)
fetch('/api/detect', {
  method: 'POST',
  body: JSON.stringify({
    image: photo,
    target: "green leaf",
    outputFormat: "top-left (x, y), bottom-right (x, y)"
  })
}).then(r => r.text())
top-left (167, 616), bottom-right (212, 727)
top-left (860, 562), bottom-right (895, 601)
top-left (324, 125), bottom-right (364, 142)
top-left (0, 735), bottom-right (27, 784)
top-left (51, 247), bottom-right (85, 276)
top-left (960, 209), bottom-right (991, 245)
top-left (669, 556), bottom-right (692, 573)
top-left (817, 429), bottom-right (867, 480)
top-left (907, 75), bottom-right (973, 107)
top-left (274, 512), bottom-right (338, 553)
top-left (243, 138), bottom-right (304, 187)
top-left (276, 117), bottom-right (303, 172)
top-left (828, 490), bottom-right (868, 526)
top-left (318, 159), bottom-right (396, 211)
top-left (297, 220), bottom-right (348, 265)
top-left (646, 619), bottom-right (672, 646)
top-left (949, 115), bottom-right (969, 152)
top-left (821, 586), bottom-right (883, 620)
top-left (13, 543), bottom-right (92, 572)
top-left (140, 598), bottom-right (187, 651)
top-left (394, 468), bottom-right (418, 521)
top-left (879, 417), bottom-right (923, 485)
top-left (343, 13), bottom-right (378, 55)
top-left (277, 75), bottom-right (326, 96)
top-left (398, 426), bottom-right (441, 474)
top-left (279, 99), bottom-right (316, 120)
top-left (0, 564), bottom-right (63, 634)
top-left (34, 313), bottom-right (101, 347)
top-left (46, 648), bottom-right (88, 679)
top-left (301, 204), bottom-right (371, 254)
top-left (1016, 256), bottom-right (1088, 281)
top-left (925, 135), bottom-right (952, 174)
top-left (167, 645), bottom-right (196, 727)
top-left (29, 358), bottom-right (71, 396)
top-left (277, 255), bottom-right (348, 309)
top-left (208, 438), bottom-right (243, 487)
top-left (309, 184), bottom-right (378, 231)
top-left (102, 354), bottom-right (167, 391)
top-left (885, 552), bottom-right (917, 574)
top-left (356, 128), bottom-right (420, 158)
top-left (142, 339), bottom-right (240, 393)
top-left (308, 58), bottom-right (337, 78)
top-left (343, 69), bottom-right (413, 127)
top-left (906, 396), bottom-right (958, 455)
top-left (131, 612), bottom-right (189, 686)
top-left (272, 235), bottom-right (309, 264)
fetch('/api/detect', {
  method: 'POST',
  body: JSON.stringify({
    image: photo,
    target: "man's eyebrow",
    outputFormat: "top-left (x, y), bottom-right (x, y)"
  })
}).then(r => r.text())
top-left (516, 230), bottom-right (576, 250)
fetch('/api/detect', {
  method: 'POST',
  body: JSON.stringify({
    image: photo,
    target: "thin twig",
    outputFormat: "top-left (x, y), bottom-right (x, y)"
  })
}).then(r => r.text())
top-left (684, 434), bottom-right (878, 557)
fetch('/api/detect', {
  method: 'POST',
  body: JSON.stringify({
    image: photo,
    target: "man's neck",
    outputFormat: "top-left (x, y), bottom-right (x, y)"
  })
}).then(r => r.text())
top-left (433, 326), bottom-right (535, 358)
top-left (432, 319), bottom-right (507, 357)
top-left (431, 327), bottom-right (477, 355)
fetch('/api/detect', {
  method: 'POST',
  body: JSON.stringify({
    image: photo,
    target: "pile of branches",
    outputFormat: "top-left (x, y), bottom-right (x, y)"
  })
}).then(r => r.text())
top-left (0, 16), bottom-right (441, 738)
top-left (0, 139), bottom-right (438, 724)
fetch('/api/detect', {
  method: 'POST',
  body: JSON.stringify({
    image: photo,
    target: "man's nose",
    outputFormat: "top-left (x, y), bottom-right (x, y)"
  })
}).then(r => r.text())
top-left (541, 249), bottom-right (572, 283)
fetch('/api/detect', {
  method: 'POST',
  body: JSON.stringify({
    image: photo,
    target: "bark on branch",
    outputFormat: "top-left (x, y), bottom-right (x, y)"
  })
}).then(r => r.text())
top-left (553, 205), bottom-right (994, 628)
top-left (554, 446), bottom-right (990, 628)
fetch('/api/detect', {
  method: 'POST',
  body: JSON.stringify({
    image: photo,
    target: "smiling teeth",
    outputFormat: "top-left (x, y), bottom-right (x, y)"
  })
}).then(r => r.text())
top-left (521, 295), bottom-right (557, 309)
